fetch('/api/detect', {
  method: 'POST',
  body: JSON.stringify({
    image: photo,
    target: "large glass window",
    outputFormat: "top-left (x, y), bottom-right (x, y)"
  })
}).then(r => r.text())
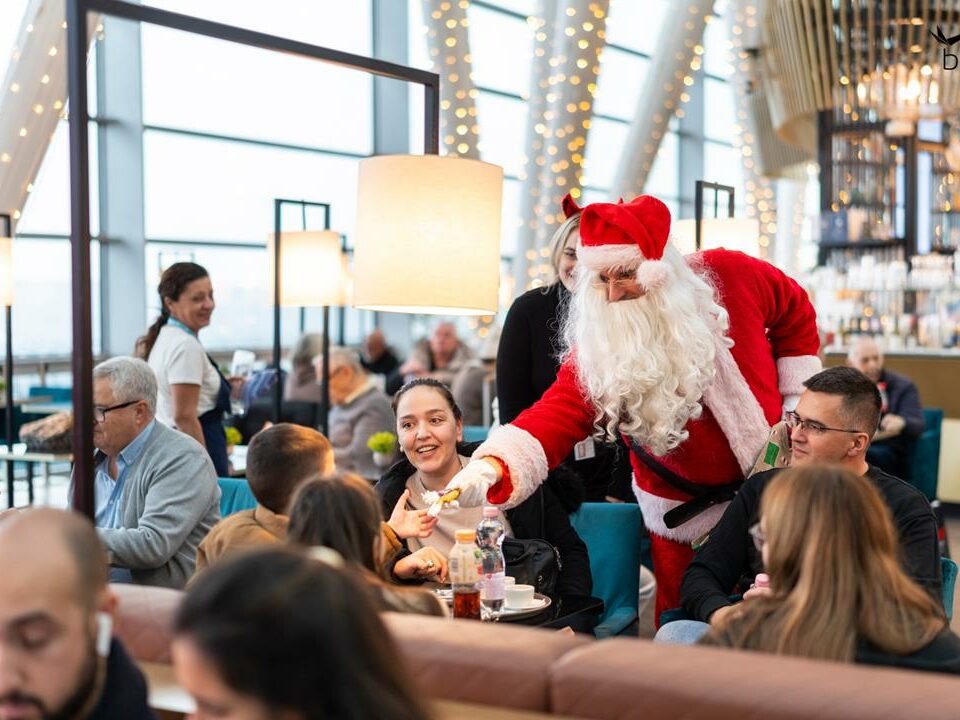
top-left (604, 0), bottom-right (669, 56)
top-left (468, 4), bottom-right (532, 97)
top-left (141, 26), bottom-right (372, 154)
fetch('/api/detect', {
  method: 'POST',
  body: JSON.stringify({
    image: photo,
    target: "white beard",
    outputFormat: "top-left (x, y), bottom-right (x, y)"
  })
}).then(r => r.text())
top-left (561, 247), bottom-right (730, 456)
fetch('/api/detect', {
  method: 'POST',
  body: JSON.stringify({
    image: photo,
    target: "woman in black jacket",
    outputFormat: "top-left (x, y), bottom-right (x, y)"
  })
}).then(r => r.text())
top-left (496, 193), bottom-right (633, 502)
top-left (376, 378), bottom-right (592, 597)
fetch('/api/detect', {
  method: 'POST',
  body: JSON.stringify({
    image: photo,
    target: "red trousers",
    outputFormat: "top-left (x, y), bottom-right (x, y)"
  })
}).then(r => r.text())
top-left (649, 532), bottom-right (696, 626)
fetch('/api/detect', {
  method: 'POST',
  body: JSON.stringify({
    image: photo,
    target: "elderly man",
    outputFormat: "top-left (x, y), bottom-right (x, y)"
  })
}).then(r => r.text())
top-left (72, 356), bottom-right (220, 588)
top-left (318, 347), bottom-right (394, 479)
top-left (385, 322), bottom-right (474, 395)
top-left (0, 508), bottom-right (154, 719)
top-left (660, 367), bottom-right (940, 644)
top-left (848, 336), bottom-right (924, 477)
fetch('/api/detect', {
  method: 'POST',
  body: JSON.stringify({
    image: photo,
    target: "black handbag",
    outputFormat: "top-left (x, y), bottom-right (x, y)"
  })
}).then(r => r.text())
top-left (503, 537), bottom-right (560, 596)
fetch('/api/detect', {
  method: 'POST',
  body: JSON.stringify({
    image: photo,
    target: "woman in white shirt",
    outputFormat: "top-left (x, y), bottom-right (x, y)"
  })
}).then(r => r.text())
top-left (136, 262), bottom-right (231, 475)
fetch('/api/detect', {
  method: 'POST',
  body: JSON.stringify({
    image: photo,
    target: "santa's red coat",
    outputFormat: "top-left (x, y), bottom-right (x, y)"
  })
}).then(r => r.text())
top-left (474, 249), bottom-right (821, 611)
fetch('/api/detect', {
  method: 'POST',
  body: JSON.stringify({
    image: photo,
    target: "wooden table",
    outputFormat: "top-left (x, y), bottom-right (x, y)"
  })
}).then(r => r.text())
top-left (0, 442), bottom-right (73, 507)
top-left (139, 662), bottom-right (582, 720)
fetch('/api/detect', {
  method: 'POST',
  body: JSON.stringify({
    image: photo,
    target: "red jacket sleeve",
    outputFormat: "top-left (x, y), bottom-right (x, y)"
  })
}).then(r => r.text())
top-left (510, 358), bottom-right (597, 469)
top-left (742, 252), bottom-right (820, 360)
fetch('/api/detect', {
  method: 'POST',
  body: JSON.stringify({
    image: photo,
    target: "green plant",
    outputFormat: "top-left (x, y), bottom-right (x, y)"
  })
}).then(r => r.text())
top-left (224, 426), bottom-right (243, 447)
top-left (367, 431), bottom-right (397, 455)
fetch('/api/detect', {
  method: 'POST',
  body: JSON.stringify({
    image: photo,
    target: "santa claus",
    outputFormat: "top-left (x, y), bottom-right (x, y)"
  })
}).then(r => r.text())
top-left (447, 194), bottom-right (821, 618)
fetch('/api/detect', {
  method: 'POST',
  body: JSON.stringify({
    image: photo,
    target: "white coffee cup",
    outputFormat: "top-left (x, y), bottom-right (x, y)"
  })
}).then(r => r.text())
top-left (505, 584), bottom-right (535, 609)
top-left (504, 576), bottom-right (516, 587)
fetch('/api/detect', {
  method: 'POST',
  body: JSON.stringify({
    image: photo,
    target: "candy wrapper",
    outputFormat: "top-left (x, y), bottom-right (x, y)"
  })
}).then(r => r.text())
top-left (423, 488), bottom-right (461, 517)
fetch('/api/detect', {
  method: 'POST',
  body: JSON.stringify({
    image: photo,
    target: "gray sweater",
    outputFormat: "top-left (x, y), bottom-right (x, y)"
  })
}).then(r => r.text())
top-left (73, 421), bottom-right (220, 589)
top-left (329, 384), bottom-right (395, 480)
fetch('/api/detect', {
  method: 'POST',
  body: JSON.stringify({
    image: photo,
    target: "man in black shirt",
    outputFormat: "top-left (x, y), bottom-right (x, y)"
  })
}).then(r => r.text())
top-left (671, 367), bottom-right (940, 637)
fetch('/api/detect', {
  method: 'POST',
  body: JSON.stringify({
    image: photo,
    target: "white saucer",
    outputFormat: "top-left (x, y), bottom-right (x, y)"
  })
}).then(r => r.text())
top-left (501, 594), bottom-right (551, 619)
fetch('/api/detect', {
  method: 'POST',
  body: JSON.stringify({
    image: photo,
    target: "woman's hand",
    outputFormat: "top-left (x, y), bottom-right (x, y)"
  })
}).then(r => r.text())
top-left (388, 489), bottom-right (438, 539)
top-left (394, 547), bottom-right (448, 583)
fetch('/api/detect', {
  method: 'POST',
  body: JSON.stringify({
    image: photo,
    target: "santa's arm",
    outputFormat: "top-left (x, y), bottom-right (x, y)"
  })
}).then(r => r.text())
top-left (453, 360), bottom-right (596, 508)
top-left (745, 254), bottom-right (822, 406)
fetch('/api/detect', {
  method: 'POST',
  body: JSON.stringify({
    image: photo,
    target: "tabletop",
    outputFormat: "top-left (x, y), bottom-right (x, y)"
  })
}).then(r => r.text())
top-left (0, 442), bottom-right (73, 462)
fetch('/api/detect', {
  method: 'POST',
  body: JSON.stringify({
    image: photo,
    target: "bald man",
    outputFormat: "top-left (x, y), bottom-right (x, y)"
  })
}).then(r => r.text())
top-left (360, 329), bottom-right (400, 378)
top-left (848, 337), bottom-right (925, 477)
top-left (0, 509), bottom-right (155, 720)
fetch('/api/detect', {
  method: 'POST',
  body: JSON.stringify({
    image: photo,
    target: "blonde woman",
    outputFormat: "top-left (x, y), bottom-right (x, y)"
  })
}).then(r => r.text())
top-left (702, 464), bottom-right (960, 674)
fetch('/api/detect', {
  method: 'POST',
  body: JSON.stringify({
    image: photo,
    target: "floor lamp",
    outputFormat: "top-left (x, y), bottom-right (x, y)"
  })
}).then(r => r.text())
top-left (270, 218), bottom-right (346, 437)
top-left (271, 199), bottom-right (331, 427)
top-left (672, 181), bottom-right (760, 256)
top-left (1, 214), bottom-right (14, 507)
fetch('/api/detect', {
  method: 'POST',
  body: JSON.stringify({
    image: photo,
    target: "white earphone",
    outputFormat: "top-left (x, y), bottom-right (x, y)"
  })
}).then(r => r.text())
top-left (96, 612), bottom-right (113, 658)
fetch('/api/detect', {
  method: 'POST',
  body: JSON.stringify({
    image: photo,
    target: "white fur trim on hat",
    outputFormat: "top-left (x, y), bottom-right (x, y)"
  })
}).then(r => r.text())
top-left (635, 259), bottom-right (670, 291)
top-left (633, 483), bottom-right (731, 543)
top-left (577, 242), bottom-right (643, 272)
top-left (472, 424), bottom-right (549, 509)
top-left (777, 355), bottom-right (822, 398)
top-left (702, 336), bottom-right (771, 475)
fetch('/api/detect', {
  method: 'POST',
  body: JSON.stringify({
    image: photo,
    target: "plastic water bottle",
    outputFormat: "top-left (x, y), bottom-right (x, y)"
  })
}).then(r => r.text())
top-left (449, 529), bottom-right (481, 620)
top-left (476, 506), bottom-right (506, 621)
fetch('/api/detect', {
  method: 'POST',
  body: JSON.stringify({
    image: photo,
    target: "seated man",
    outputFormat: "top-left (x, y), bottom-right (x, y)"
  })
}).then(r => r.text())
top-left (664, 366), bottom-right (940, 643)
top-left (196, 423), bottom-right (334, 572)
top-left (319, 347), bottom-right (395, 480)
top-left (385, 321), bottom-right (474, 395)
top-left (0, 508), bottom-right (154, 719)
top-left (76, 357), bottom-right (220, 589)
top-left (361, 329), bottom-right (401, 378)
top-left (848, 336), bottom-right (925, 478)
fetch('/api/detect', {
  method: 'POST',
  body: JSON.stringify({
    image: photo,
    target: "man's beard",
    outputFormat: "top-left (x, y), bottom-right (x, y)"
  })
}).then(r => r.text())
top-left (0, 640), bottom-right (100, 720)
top-left (561, 249), bottom-right (729, 456)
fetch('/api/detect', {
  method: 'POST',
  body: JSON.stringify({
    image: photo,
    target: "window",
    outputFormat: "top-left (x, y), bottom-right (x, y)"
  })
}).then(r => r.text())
top-left (703, 77), bottom-right (737, 144)
top-left (646, 130), bottom-right (680, 202)
top-left (583, 117), bottom-right (629, 191)
top-left (468, 4), bottom-right (532, 97)
top-left (593, 48), bottom-right (648, 122)
top-left (604, 0), bottom-right (669, 56)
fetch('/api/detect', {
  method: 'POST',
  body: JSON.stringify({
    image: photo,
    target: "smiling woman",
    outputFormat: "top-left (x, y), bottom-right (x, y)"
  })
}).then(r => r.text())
top-left (135, 262), bottom-right (231, 476)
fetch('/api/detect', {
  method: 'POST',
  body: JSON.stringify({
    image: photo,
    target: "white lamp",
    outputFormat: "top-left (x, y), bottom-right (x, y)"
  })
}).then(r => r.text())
top-left (672, 217), bottom-right (762, 257)
top-left (353, 155), bottom-right (503, 315)
top-left (268, 230), bottom-right (347, 307)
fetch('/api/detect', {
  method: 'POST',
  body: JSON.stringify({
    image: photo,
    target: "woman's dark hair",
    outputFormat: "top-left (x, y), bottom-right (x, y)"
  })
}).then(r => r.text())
top-left (287, 473), bottom-right (383, 575)
top-left (135, 262), bottom-right (209, 359)
top-left (391, 377), bottom-right (463, 423)
top-left (174, 548), bottom-right (431, 720)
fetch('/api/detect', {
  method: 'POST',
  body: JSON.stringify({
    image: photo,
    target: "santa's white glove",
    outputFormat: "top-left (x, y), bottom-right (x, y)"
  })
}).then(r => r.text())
top-left (444, 459), bottom-right (500, 508)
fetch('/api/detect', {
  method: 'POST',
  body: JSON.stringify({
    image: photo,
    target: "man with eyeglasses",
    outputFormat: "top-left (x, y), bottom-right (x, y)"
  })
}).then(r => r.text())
top-left (70, 357), bottom-right (220, 588)
top-left (661, 366), bottom-right (939, 643)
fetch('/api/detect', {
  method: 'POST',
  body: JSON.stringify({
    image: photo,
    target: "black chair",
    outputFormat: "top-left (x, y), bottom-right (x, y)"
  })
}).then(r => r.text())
top-left (237, 398), bottom-right (321, 442)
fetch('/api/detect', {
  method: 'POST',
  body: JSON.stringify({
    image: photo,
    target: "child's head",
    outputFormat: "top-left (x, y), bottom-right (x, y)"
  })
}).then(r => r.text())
top-left (245, 423), bottom-right (334, 514)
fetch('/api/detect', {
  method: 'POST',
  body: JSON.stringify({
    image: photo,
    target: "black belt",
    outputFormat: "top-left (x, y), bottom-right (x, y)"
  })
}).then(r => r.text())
top-left (628, 438), bottom-right (742, 529)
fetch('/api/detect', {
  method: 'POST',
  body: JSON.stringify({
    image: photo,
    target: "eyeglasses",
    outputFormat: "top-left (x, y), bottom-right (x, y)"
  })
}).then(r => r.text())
top-left (748, 522), bottom-right (766, 553)
top-left (591, 269), bottom-right (638, 290)
top-left (784, 410), bottom-right (863, 436)
top-left (93, 400), bottom-right (140, 423)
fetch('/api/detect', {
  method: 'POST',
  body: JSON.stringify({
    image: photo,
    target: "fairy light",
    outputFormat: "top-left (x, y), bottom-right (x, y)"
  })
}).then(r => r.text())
top-left (421, 0), bottom-right (480, 159)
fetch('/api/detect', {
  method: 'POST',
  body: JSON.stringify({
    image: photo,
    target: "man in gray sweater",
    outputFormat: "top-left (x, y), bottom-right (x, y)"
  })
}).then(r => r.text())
top-left (71, 356), bottom-right (220, 589)
top-left (319, 347), bottom-right (395, 480)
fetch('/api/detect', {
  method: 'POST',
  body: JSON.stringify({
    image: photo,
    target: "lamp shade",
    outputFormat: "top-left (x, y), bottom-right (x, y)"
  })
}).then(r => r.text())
top-left (268, 230), bottom-right (346, 307)
top-left (0, 235), bottom-right (12, 307)
top-left (352, 155), bottom-right (503, 315)
top-left (672, 218), bottom-right (761, 257)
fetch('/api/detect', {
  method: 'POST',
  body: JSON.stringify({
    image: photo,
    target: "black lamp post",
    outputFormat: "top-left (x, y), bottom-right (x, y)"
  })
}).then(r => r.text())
top-left (1, 213), bottom-right (14, 507)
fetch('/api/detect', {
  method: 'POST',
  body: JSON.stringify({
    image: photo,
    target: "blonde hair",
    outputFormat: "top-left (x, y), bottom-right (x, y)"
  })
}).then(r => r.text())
top-left (707, 464), bottom-right (945, 661)
top-left (546, 213), bottom-right (581, 286)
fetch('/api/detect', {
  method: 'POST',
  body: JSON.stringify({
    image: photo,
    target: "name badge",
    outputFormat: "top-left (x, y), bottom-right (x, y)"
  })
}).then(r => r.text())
top-left (574, 437), bottom-right (596, 461)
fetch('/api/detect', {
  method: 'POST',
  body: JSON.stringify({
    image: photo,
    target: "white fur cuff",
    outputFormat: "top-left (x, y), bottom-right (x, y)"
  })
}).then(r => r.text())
top-left (633, 485), bottom-right (730, 544)
top-left (472, 425), bottom-right (549, 509)
top-left (777, 355), bottom-right (822, 398)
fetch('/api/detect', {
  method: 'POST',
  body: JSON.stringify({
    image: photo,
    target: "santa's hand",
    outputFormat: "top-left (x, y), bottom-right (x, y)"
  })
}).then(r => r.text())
top-left (444, 458), bottom-right (501, 507)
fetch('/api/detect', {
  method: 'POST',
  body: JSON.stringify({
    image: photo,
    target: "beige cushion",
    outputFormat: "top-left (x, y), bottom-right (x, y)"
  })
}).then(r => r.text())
top-left (111, 584), bottom-right (183, 664)
top-left (383, 613), bottom-right (591, 712)
top-left (550, 639), bottom-right (960, 720)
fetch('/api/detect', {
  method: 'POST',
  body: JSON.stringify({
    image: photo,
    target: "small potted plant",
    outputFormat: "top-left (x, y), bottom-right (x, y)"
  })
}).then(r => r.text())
top-left (367, 431), bottom-right (397, 468)
top-left (224, 426), bottom-right (242, 455)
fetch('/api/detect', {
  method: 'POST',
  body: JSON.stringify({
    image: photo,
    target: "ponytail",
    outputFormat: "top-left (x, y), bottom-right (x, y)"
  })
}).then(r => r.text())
top-left (135, 307), bottom-right (170, 360)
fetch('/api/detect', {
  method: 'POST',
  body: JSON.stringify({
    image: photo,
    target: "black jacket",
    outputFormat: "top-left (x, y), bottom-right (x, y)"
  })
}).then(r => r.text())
top-left (857, 630), bottom-right (960, 675)
top-left (90, 639), bottom-right (156, 720)
top-left (375, 441), bottom-right (593, 597)
top-left (681, 465), bottom-right (942, 622)
top-left (496, 283), bottom-right (634, 502)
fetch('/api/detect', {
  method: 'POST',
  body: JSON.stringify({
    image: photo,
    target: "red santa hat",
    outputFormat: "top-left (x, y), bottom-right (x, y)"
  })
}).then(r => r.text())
top-left (577, 195), bottom-right (672, 291)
